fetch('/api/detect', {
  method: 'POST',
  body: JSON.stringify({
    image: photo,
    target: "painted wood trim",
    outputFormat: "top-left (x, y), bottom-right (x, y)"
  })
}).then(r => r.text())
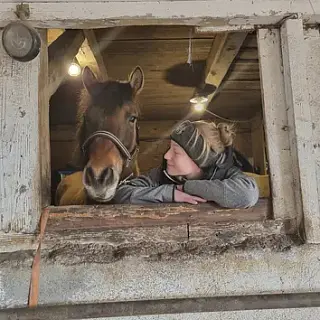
top-left (257, 28), bottom-right (297, 221)
top-left (0, 1), bottom-right (319, 29)
top-left (0, 31), bottom-right (42, 232)
top-left (280, 19), bottom-right (320, 243)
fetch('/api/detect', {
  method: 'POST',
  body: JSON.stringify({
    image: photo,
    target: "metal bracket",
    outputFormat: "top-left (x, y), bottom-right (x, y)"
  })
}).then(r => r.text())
top-left (15, 3), bottom-right (30, 20)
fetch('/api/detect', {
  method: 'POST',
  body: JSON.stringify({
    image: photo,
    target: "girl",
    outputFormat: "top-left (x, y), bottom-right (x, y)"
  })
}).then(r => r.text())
top-left (113, 120), bottom-right (259, 208)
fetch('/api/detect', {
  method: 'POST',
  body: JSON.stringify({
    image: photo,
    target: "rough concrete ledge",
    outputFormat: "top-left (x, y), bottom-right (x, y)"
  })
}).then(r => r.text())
top-left (0, 219), bottom-right (301, 267)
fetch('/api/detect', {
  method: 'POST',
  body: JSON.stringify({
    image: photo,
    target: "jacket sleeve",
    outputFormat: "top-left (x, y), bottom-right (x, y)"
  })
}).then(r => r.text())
top-left (183, 169), bottom-right (259, 208)
top-left (113, 168), bottom-right (176, 204)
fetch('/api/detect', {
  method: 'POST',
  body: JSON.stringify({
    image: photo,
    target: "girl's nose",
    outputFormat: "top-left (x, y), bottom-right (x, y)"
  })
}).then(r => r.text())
top-left (164, 148), bottom-right (172, 160)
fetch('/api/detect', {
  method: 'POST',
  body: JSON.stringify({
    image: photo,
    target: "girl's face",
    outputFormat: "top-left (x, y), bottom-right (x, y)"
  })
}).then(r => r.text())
top-left (164, 140), bottom-right (202, 178)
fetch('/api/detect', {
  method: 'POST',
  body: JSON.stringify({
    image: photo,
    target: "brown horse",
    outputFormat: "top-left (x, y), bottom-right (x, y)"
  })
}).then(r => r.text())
top-left (55, 66), bottom-right (144, 205)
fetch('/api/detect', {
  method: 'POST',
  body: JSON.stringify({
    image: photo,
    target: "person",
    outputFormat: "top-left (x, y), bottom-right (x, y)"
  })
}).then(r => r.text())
top-left (113, 120), bottom-right (259, 208)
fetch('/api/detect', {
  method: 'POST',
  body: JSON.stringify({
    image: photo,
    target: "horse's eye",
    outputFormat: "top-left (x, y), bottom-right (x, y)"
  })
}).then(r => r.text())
top-left (128, 115), bottom-right (137, 123)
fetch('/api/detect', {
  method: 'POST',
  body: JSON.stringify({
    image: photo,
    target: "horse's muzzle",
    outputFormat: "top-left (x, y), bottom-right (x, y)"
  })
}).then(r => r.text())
top-left (83, 166), bottom-right (119, 202)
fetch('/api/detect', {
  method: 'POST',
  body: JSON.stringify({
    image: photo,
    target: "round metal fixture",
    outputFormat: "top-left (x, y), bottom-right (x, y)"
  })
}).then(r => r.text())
top-left (2, 22), bottom-right (41, 62)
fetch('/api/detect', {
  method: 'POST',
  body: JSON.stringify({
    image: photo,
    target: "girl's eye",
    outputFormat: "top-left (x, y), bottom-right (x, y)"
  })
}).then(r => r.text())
top-left (128, 115), bottom-right (137, 123)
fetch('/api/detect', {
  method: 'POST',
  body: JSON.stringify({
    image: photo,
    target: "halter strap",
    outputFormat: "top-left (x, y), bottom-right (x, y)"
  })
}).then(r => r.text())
top-left (81, 129), bottom-right (138, 168)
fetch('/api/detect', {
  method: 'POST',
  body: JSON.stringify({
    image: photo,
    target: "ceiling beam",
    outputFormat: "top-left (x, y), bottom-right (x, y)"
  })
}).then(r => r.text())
top-left (0, 1), bottom-right (318, 28)
top-left (83, 30), bottom-right (108, 81)
top-left (193, 32), bottom-right (248, 111)
top-left (48, 30), bottom-right (85, 97)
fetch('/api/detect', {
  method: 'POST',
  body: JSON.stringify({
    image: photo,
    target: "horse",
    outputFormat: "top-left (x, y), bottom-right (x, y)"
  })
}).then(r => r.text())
top-left (55, 65), bottom-right (144, 205)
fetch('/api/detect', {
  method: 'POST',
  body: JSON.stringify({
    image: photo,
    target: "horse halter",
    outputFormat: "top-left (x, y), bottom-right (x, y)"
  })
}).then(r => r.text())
top-left (81, 123), bottom-right (139, 168)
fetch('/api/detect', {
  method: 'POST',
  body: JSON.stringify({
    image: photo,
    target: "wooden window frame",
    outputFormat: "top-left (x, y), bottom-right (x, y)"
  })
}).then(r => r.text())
top-left (1, 1), bottom-right (319, 258)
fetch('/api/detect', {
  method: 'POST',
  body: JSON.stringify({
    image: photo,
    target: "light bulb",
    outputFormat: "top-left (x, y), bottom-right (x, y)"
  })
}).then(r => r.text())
top-left (68, 62), bottom-right (81, 77)
top-left (193, 103), bottom-right (206, 112)
top-left (189, 96), bottom-right (208, 104)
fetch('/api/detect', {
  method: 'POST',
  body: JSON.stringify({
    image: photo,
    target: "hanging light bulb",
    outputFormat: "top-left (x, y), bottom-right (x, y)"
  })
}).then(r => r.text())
top-left (193, 103), bottom-right (206, 112)
top-left (68, 62), bottom-right (81, 77)
top-left (189, 95), bottom-right (208, 104)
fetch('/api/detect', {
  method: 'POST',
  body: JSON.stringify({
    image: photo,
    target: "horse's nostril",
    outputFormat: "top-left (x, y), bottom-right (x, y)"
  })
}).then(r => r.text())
top-left (84, 167), bottom-right (95, 186)
top-left (99, 168), bottom-right (113, 185)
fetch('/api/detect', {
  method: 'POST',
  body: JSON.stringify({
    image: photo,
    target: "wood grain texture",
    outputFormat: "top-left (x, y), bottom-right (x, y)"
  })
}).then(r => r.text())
top-left (251, 113), bottom-right (266, 174)
top-left (0, 31), bottom-right (41, 232)
top-left (38, 29), bottom-right (51, 207)
top-left (257, 28), bottom-right (296, 221)
top-left (281, 19), bottom-right (320, 243)
top-left (84, 29), bottom-right (108, 81)
top-left (203, 32), bottom-right (248, 109)
top-left (0, 1), bottom-right (317, 29)
top-left (48, 29), bottom-right (85, 97)
top-left (45, 198), bottom-right (271, 232)
top-left (303, 27), bottom-right (320, 243)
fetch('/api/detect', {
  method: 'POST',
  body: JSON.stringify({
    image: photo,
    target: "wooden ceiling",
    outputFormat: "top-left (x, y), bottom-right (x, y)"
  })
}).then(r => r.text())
top-left (48, 26), bottom-right (262, 122)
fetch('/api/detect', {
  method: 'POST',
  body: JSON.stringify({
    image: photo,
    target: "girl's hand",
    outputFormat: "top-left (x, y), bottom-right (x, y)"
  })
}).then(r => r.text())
top-left (174, 189), bottom-right (207, 204)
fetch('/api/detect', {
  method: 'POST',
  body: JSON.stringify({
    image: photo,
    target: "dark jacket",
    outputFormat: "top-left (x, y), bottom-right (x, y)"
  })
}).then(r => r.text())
top-left (113, 148), bottom-right (259, 208)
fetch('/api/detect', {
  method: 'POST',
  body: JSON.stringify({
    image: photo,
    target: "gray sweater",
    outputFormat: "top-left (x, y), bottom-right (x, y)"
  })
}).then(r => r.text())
top-left (113, 165), bottom-right (259, 208)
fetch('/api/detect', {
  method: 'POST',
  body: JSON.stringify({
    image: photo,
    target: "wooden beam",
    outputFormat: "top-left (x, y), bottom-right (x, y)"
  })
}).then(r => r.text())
top-left (281, 19), bottom-right (320, 243)
top-left (257, 28), bottom-right (297, 222)
top-left (46, 199), bottom-right (271, 232)
top-left (0, 1), bottom-right (319, 28)
top-left (48, 29), bottom-right (85, 97)
top-left (304, 28), bottom-right (320, 243)
top-left (38, 29), bottom-right (51, 207)
top-left (251, 113), bottom-right (267, 175)
top-left (194, 32), bottom-right (248, 109)
top-left (0, 30), bottom-right (44, 232)
top-left (83, 30), bottom-right (108, 81)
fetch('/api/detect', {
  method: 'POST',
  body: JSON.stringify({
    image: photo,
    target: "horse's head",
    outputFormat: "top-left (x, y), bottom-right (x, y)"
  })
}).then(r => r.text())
top-left (77, 66), bottom-right (144, 202)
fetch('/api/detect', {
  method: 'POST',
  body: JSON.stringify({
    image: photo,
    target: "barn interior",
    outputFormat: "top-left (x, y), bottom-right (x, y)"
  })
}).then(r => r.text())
top-left (48, 26), bottom-right (269, 204)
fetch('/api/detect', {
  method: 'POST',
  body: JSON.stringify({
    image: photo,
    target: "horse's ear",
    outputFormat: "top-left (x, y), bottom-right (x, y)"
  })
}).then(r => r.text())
top-left (82, 66), bottom-right (98, 94)
top-left (129, 66), bottom-right (144, 96)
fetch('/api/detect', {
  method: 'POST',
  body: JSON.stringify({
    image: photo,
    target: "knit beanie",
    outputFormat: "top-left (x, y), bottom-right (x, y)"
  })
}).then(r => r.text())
top-left (170, 120), bottom-right (221, 170)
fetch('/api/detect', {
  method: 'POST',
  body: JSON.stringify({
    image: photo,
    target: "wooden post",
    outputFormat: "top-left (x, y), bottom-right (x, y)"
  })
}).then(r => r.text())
top-left (257, 29), bottom-right (297, 222)
top-left (250, 113), bottom-right (266, 175)
top-left (39, 29), bottom-right (51, 209)
top-left (0, 28), bottom-right (48, 233)
top-left (280, 19), bottom-right (320, 243)
top-left (48, 29), bottom-right (85, 97)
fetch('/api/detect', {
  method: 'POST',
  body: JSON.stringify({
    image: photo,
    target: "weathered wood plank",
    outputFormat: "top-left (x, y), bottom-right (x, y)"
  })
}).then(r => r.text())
top-left (237, 48), bottom-right (258, 60)
top-left (257, 28), bottom-right (297, 221)
top-left (197, 32), bottom-right (248, 111)
top-left (45, 199), bottom-right (271, 232)
top-left (205, 32), bottom-right (248, 87)
top-left (84, 30), bottom-right (108, 81)
top-left (303, 27), bottom-right (320, 243)
top-left (48, 29), bottom-right (85, 97)
top-left (0, 30), bottom-right (42, 233)
top-left (40, 215), bottom-right (297, 267)
top-left (222, 80), bottom-right (260, 90)
top-left (251, 113), bottom-right (266, 175)
top-left (38, 29), bottom-right (51, 207)
top-left (281, 19), bottom-right (320, 243)
top-left (96, 25), bottom-right (216, 40)
top-left (0, 1), bottom-right (319, 28)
